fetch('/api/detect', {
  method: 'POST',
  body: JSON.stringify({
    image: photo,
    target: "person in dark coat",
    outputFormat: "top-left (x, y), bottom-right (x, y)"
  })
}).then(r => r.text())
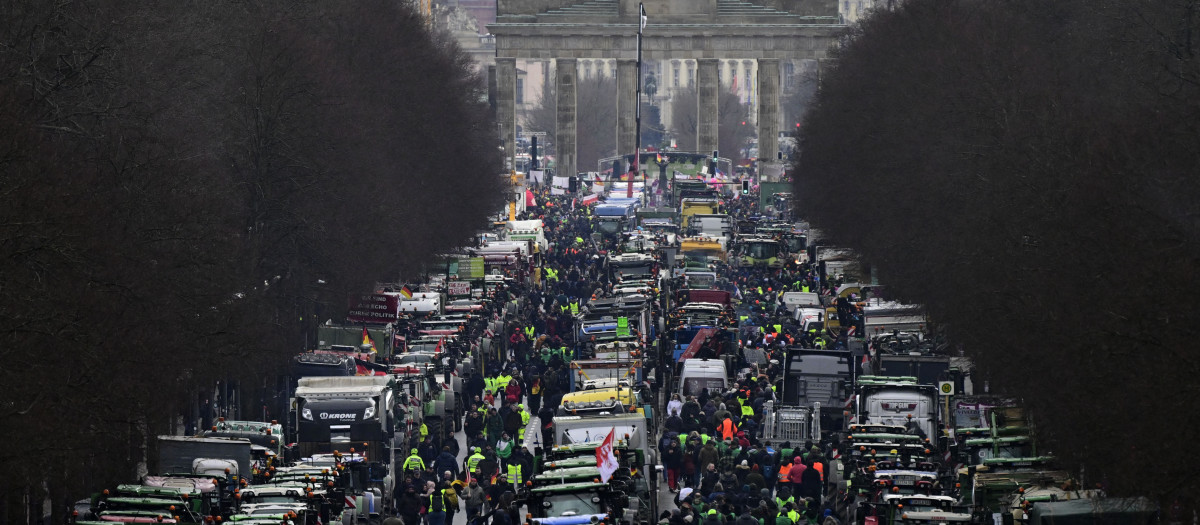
top-left (432, 446), bottom-right (459, 480)
top-left (485, 408), bottom-right (504, 443)
top-left (503, 403), bottom-right (524, 437)
top-left (663, 440), bottom-right (684, 491)
top-left (538, 404), bottom-right (557, 449)
top-left (800, 459), bottom-right (823, 500)
top-left (397, 485), bottom-right (422, 525)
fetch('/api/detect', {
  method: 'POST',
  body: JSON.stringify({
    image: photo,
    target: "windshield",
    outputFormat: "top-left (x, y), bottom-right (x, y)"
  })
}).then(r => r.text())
top-left (785, 236), bottom-right (806, 252)
top-left (544, 492), bottom-right (602, 516)
top-left (682, 377), bottom-right (725, 397)
top-left (686, 274), bottom-right (716, 288)
top-left (746, 242), bottom-right (778, 259)
top-left (597, 220), bottom-right (621, 234)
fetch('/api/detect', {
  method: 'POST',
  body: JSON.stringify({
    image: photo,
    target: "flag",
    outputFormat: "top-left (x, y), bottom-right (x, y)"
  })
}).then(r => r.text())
top-left (731, 73), bottom-right (739, 95)
top-left (399, 285), bottom-right (413, 299)
top-left (639, 3), bottom-right (647, 32)
top-left (362, 327), bottom-right (377, 354)
top-left (525, 189), bottom-right (536, 207)
top-left (595, 428), bottom-right (620, 482)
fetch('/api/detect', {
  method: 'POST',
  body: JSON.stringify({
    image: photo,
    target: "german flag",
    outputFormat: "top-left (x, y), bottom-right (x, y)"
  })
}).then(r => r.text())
top-left (361, 327), bottom-right (377, 354)
top-left (399, 285), bottom-right (413, 299)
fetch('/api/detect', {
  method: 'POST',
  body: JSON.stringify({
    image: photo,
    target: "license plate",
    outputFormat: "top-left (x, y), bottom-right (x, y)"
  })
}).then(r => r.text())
top-left (1013, 462), bottom-right (1032, 467)
top-left (896, 479), bottom-right (914, 486)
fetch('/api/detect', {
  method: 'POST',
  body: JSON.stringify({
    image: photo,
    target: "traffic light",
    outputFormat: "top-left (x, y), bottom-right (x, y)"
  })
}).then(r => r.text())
top-left (568, 176), bottom-right (578, 192)
top-left (741, 180), bottom-right (750, 194)
top-left (709, 150), bottom-right (719, 176)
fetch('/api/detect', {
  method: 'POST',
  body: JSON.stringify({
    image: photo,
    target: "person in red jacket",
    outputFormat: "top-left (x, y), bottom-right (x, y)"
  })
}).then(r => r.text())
top-left (786, 456), bottom-right (807, 496)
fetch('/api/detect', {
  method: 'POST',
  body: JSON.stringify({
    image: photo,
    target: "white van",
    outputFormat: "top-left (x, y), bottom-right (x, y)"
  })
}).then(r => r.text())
top-left (678, 359), bottom-right (728, 398)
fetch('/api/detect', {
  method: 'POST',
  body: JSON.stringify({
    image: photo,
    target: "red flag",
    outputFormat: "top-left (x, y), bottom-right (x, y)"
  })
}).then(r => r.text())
top-left (525, 189), bottom-right (536, 207)
top-left (595, 428), bottom-right (620, 482)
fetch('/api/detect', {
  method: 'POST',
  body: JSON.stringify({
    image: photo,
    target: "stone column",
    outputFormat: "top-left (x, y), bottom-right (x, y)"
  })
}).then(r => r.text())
top-left (496, 57), bottom-right (517, 172)
top-left (696, 58), bottom-right (719, 155)
top-left (756, 58), bottom-right (780, 163)
top-left (555, 58), bottom-right (578, 180)
top-left (616, 59), bottom-right (638, 169)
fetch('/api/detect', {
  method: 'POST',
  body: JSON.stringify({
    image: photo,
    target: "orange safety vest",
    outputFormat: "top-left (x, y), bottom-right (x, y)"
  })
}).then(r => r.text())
top-left (719, 418), bottom-right (735, 440)
top-left (778, 463), bottom-right (792, 481)
top-left (814, 462), bottom-right (825, 481)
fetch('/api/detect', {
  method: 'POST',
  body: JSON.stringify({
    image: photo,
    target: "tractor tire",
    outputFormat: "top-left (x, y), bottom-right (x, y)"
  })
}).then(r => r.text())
top-left (427, 417), bottom-right (444, 449)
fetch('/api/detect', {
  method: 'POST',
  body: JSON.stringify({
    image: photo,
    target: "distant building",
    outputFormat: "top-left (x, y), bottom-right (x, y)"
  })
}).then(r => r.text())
top-left (841, 0), bottom-right (878, 24)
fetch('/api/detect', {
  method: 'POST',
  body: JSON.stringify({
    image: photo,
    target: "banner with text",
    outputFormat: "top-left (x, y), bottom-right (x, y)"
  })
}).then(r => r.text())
top-left (347, 294), bottom-right (400, 324)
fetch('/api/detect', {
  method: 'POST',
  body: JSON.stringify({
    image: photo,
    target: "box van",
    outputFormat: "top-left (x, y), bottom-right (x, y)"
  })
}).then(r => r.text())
top-left (678, 359), bottom-right (728, 398)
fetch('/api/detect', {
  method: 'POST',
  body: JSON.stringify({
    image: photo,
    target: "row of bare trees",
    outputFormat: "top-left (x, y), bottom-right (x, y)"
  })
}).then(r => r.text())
top-left (0, 1), bottom-right (505, 522)
top-left (793, 0), bottom-right (1200, 499)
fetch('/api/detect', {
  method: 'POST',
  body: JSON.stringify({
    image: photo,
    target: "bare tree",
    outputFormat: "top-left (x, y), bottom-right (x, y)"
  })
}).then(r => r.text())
top-left (0, 1), bottom-right (506, 519)
top-left (791, 0), bottom-right (1200, 501)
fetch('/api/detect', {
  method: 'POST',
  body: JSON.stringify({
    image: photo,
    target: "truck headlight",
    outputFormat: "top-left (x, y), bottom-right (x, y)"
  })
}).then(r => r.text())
top-left (302, 408), bottom-right (313, 421)
top-left (363, 406), bottom-right (375, 419)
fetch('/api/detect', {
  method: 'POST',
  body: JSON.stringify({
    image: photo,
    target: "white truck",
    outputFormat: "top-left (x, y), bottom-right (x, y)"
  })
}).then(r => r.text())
top-left (503, 219), bottom-right (548, 251)
top-left (853, 376), bottom-right (938, 439)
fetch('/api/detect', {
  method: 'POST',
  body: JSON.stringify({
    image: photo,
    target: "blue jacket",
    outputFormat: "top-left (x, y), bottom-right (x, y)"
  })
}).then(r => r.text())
top-left (433, 451), bottom-right (459, 477)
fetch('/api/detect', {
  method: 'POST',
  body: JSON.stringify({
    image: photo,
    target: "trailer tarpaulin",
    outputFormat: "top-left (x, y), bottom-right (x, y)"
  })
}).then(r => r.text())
top-left (677, 327), bottom-right (718, 363)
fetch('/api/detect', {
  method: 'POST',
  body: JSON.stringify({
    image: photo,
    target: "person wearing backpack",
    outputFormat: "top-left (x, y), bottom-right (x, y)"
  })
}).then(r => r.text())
top-left (423, 480), bottom-right (449, 525)
top-left (443, 480), bottom-right (461, 525)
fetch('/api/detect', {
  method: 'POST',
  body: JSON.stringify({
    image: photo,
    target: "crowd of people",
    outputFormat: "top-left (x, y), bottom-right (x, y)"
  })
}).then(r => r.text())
top-left (387, 182), bottom-right (860, 525)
